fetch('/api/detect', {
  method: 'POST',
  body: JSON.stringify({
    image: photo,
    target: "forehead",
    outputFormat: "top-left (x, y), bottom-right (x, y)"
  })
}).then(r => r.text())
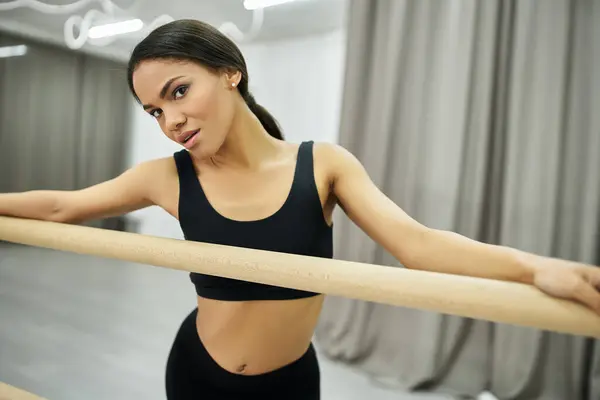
top-left (132, 59), bottom-right (212, 101)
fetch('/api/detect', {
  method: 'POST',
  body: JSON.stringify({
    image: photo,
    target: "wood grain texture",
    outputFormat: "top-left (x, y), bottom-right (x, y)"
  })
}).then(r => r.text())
top-left (0, 215), bottom-right (599, 338)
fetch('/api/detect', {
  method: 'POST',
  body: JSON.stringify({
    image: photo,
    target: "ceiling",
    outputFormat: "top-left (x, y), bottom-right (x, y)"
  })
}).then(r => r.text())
top-left (0, 0), bottom-right (348, 62)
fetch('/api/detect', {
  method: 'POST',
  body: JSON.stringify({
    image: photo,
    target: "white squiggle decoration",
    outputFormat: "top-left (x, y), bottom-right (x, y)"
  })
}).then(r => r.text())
top-left (63, 8), bottom-right (106, 49)
top-left (218, 7), bottom-right (264, 42)
top-left (65, 11), bottom-right (175, 49)
top-left (0, 0), bottom-right (115, 14)
top-left (0, 0), bottom-right (264, 48)
top-left (0, 0), bottom-right (174, 49)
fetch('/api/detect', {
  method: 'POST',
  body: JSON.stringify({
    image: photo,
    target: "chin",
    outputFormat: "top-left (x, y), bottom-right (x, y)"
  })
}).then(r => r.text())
top-left (187, 144), bottom-right (208, 159)
top-left (188, 141), bottom-right (218, 160)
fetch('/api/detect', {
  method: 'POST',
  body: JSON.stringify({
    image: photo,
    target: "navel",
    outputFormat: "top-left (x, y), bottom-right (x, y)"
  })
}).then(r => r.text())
top-left (236, 363), bottom-right (247, 374)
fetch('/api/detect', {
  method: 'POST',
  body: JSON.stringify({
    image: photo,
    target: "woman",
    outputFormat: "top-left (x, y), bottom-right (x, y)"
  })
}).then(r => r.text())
top-left (0, 19), bottom-right (599, 400)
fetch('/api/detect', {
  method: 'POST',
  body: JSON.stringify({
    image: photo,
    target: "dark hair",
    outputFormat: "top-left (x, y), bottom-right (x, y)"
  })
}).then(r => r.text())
top-left (127, 19), bottom-right (283, 140)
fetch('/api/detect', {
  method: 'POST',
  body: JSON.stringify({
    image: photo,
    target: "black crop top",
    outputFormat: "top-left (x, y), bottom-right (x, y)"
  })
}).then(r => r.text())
top-left (173, 141), bottom-right (333, 301)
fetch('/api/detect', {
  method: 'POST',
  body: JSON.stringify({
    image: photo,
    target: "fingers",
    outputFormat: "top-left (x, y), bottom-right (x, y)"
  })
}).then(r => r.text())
top-left (588, 267), bottom-right (600, 290)
top-left (579, 265), bottom-right (600, 290)
top-left (572, 279), bottom-right (600, 315)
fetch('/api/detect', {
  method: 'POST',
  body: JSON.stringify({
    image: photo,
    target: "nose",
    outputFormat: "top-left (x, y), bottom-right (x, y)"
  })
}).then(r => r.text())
top-left (166, 111), bottom-right (186, 132)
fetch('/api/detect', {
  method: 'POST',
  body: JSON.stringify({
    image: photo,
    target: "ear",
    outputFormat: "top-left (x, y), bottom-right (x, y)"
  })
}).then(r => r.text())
top-left (222, 69), bottom-right (242, 89)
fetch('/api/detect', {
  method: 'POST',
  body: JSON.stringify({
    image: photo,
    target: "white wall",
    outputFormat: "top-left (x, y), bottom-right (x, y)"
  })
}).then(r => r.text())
top-left (125, 29), bottom-right (347, 238)
top-left (241, 30), bottom-right (347, 144)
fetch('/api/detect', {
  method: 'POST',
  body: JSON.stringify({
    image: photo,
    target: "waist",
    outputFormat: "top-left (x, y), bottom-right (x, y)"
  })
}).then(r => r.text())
top-left (195, 295), bottom-right (324, 375)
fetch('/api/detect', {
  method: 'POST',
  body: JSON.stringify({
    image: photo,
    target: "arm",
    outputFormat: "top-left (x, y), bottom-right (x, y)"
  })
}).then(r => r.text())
top-left (0, 159), bottom-right (165, 224)
top-left (324, 144), bottom-right (600, 313)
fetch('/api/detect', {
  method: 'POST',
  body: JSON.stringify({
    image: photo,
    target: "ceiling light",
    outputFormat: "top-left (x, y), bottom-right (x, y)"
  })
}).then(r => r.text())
top-left (0, 45), bottom-right (28, 58)
top-left (243, 0), bottom-right (300, 10)
top-left (88, 18), bottom-right (144, 39)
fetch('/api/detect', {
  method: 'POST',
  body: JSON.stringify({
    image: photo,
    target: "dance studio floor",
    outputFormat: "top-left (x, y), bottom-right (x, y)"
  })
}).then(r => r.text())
top-left (0, 242), bottom-right (452, 400)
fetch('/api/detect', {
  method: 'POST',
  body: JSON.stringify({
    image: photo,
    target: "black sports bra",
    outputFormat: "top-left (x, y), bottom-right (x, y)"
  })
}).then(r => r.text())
top-left (173, 141), bottom-right (333, 301)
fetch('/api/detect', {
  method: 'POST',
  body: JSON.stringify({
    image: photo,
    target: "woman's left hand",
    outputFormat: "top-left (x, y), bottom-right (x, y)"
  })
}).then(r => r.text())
top-left (532, 258), bottom-right (600, 315)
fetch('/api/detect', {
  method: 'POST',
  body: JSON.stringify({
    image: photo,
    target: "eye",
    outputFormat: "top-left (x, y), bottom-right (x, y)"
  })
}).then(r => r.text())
top-left (173, 85), bottom-right (188, 99)
top-left (150, 109), bottom-right (162, 118)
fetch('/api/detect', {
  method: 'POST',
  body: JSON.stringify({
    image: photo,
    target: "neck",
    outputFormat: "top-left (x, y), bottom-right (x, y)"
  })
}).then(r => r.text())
top-left (212, 102), bottom-right (280, 169)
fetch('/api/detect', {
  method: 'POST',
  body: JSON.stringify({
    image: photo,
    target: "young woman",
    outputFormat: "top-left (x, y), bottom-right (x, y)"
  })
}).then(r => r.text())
top-left (1, 19), bottom-right (599, 400)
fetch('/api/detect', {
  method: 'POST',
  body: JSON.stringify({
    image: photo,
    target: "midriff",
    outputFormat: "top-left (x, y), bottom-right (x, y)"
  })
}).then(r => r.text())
top-left (195, 294), bottom-right (325, 375)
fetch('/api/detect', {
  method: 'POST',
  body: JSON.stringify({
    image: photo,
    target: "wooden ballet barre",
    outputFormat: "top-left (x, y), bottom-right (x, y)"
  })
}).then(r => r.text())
top-left (0, 382), bottom-right (46, 400)
top-left (0, 216), bottom-right (599, 338)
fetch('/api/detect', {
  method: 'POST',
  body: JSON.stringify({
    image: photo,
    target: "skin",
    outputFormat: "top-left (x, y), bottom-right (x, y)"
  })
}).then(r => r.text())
top-left (1, 59), bottom-right (600, 376)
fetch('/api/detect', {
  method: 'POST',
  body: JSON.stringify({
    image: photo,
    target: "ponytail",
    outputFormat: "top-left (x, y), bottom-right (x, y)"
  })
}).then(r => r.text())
top-left (243, 92), bottom-right (284, 141)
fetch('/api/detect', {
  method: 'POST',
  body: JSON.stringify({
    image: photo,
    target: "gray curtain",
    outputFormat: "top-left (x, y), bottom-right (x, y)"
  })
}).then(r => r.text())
top-left (315, 1), bottom-right (600, 399)
top-left (0, 33), bottom-right (130, 230)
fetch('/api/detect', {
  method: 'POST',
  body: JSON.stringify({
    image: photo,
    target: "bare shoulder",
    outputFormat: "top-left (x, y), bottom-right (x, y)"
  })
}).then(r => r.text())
top-left (130, 156), bottom-right (176, 178)
top-left (312, 142), bottom-right (360, 164)
top-left (311, 142), bottom-right (364, 183)
top-left (130, 156), bottom-right (180, 215)
top-left (311, 142), bottom-right (364, 210)
top-left (119, 157), bottom-right (173, 194)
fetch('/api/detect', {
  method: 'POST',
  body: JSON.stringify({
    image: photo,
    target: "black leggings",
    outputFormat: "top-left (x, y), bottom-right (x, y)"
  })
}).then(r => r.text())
top-left (165, 308), bottom-right (320, 400)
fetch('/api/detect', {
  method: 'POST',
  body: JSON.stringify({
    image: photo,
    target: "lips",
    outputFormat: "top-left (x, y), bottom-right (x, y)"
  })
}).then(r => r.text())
top-left (180, 130), bottom-right (199, 144)
top-left (178, 129), bottom-right (200, 150)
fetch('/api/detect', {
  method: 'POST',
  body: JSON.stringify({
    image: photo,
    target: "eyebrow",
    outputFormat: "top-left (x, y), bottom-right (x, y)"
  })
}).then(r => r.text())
top-left (142, 75), bottom-right (184, 110)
